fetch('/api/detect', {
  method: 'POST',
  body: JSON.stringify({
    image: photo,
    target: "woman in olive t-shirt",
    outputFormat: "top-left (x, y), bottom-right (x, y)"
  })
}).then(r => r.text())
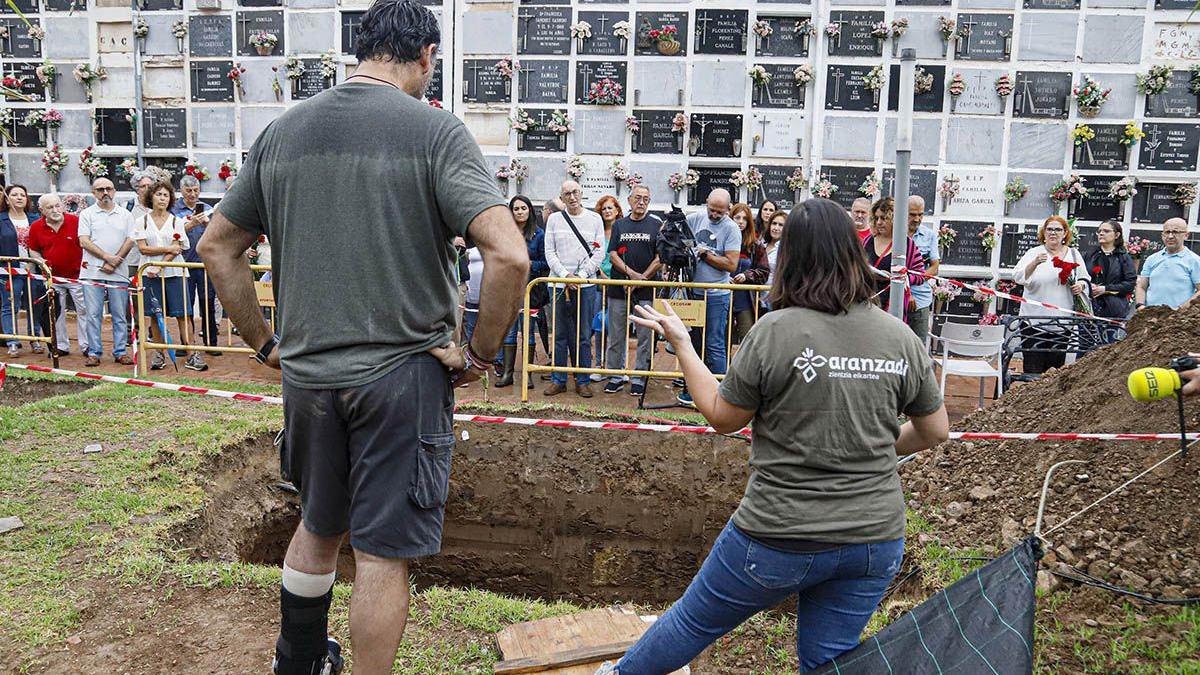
top-left (598, 198), bottom-right (950, 675)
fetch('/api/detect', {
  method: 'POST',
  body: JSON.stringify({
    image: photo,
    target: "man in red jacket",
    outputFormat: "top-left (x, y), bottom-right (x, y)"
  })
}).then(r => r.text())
top-left (27, 194), bottom-right (88, 357)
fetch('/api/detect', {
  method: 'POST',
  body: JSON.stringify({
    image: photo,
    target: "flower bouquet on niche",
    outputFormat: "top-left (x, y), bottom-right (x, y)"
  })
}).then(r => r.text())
top-left (1136, 64), bottom-right (1172, 97)
top-left (995, 73), bottom-right (1014, 99)
top-left (859, 172), bottom-right (881, 199)
top-left (1049, 174), bottom-right (1087, 214)
top-left (249, 30), bottom-right (278, 56)
top-left (1072, 75), bottom-right (1112, 118)
top-left (1106, 176), bottom-right (1137, 203)
top-left (648, 25), bottom-right (680, 56)
top-left (825, 21), bottom-right (840, 55)
top-left (729, 166), bottom-right (763, 202)
top-left (185, 160), bottom-right (210, 182)
top-left (610, 160), bottom-right (630, 196)
top-left (1119, 120), bottom-right (1144, 147)
top-left (587, 78), bottom-right (624, 105)
top-left (793, 19), bottom-right (815, 53)
top-left (42, 145), bottom-right (69, 178)
top-left (889, 18), bottom-right (908, 56)
top-left (786, 167), bottom-right (807, 200)
top-left (1174, 183), bottom-right (1197, 206)
top-left (947, 72), bottom-right (966, 111)
top-left (1003, 176), bottom-right (1028, 215)
top-left (938, 175), bottom-right (960, 212)
top-left (566, 155), bottom-right (586, 179)
top-left (937, 224), bottom-right (958, 252)
top-left (171, 20), bottom-right (187, 53)
top-left (78, 146), bottom-right (107, 180)
top-left (979, 224), bottom-right (998, 250)
top-left (810, 174), bottom-right (837, 199)
top-left (72, 63), bottom-right (107, 101)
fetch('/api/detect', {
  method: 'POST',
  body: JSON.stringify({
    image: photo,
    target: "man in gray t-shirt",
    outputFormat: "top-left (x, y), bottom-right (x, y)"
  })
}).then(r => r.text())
top-left (197, 2), bottom-right (528, 672)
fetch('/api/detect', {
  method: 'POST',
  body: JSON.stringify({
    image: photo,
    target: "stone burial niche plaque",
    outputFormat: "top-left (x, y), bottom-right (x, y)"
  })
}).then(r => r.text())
top-left (93, 107), bottom-right (136, 146)
top-left (1000, 223), bottom-right (1042, 268)
top-left (819, 165), bottom-right (875, 210)
top-left (1138, 123), bottom-right (1200, 172)
top-left (954, 13), bottom-right (1013, 62)
top-left (633, 11), bottom-right (688, 58)
top-left (428, 60), bottom-right (444, 103)
top-left (462, 59), bottom-right (512, 104)
top-left (751, 64), bottom-right (806, 110)
top-left (687, 165), bottom-right (735, 207)
top-left (1072, 124), bottom-right (1130, 171)
top-left (515, 109), bottom-right (568, 152)
top-left (882, 168), bottom-right (938, 216)
top-left (519, 60), bottom-right (569, 104)
top-left (1024, 0), bottom-right (1080, 7)
top-left (190, 61), bottom-right (235, 103)
top-left (5, 61), bottom-right (45, 102)
top-left (1068, 175), bottom-right (1123, 222)
top-left (824, 64), bottom-right (880, 112)
top-left (340, 11), bottom-right (364, 57)
top-left (888, 64), bottom-right (945, 113)
top-left (827, 11), bottom-right (885, 58)
top-left (630, 109), bottom-right (685, 155)
top-left (694, 9), bottom-right (748, 56)
top-left (518, 5), bottom-right (572, 56)
top-left (190, 15), bottom-right (232, 58)
top-left (754, 15), bottom-right (811, 59)
top-left (3, 18), bottom-right (41, 58)
top-left (5, 115), bottom-right (42, 148)
top-left (236, 11), bottom-right (285, 57)
top-left (1155, 0), bottom-right (1197, 7)
top-left (688, 113), bottom-right (743, 158)
top-left (138, 0), bottom-right (184, 9)
top-left (1012, 71), bottom-right (1071, 119)
top-left (292, 59), bottom-right (333, 101)
top-left (142, 108), bottom-right (188, 149)
top-left (940, 221), bottom-right (993, 267)
top-left (1132, 183), bottom-right (1189, 224)
top-left (1144, 70), bottom-right (1200, 119)
top-left (239, 0), bottom-right (282, 7)
top-left (751, 164), bottom-right (803, 209)
top-left (576, 11), bottom-right (629, 57)
top-left (1, 0), bottom-right (37, 11)
top-left (575, 60), bottom-right (627, 106)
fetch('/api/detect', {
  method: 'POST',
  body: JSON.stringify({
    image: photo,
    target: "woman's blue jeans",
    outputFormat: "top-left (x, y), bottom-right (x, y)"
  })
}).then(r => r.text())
top-left (617, 522), bottom-right (904, 674)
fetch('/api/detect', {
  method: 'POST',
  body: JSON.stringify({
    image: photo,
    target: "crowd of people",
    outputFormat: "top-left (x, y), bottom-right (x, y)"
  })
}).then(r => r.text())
top-left (0, 170), bottom-right (272, 371)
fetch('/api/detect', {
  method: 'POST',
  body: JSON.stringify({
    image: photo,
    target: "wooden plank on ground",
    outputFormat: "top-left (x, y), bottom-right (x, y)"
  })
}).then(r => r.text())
top-left (492, 640), bottom-right (637, 674)
top-left (494, 606), bottom-right (685, 675)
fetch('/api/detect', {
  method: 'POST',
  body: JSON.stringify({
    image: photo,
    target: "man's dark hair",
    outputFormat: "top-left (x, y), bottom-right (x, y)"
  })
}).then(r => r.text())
top-left (769, 198), bottom-right (876, 315)
top-left (355, 0), bottom-right (441, 64)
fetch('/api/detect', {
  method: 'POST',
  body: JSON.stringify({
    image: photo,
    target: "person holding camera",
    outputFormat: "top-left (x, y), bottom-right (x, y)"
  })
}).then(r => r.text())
top-left (604, 185), bottom-right (662, 396)
top-left (543, 180), bottom-right (607, 398)
top-left (677, 189), bottom-right (741, 407)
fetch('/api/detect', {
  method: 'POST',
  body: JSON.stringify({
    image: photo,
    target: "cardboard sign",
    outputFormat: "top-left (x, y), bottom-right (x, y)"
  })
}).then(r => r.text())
top-left (255, 280), bottom-right (275, 307)
top-left (655, 298), bottom-right (705, 328)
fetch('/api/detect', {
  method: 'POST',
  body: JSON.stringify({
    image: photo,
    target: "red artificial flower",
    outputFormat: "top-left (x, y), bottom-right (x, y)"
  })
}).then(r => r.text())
top-left (173, 233), bottom-right (181, 240)
top-left (2, 76), bottom-right (19, 88)
top-left (1091, 265), bottom-right (1103, 276)
top-left (617, 246), bottom-right (627, 255)
top-left (427, 98), bottom-right (443, 109)
top-left (591, 240), bottom-right (600, 248)
top-left (1052, 257), bottom-right (1079, 285)
top-left (218, 166), bottom-right (232, 180)
top-left (258, 235), bottom-right (267, 243)
top-left (81, 261), bottom-right (88, 268)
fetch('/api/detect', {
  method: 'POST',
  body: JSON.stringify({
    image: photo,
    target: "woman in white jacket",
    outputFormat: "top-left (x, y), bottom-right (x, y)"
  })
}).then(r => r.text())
top-left (1012, 215), bottom-right (1090, 374)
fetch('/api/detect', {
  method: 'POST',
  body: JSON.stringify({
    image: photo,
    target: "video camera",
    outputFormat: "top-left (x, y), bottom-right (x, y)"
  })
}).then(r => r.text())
top-left (656, 206), bottom-right (697, 282)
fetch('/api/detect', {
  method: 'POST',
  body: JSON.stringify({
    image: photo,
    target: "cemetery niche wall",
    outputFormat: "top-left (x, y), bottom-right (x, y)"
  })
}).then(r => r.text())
top-left (0, 0), bottom-right (1196, 291)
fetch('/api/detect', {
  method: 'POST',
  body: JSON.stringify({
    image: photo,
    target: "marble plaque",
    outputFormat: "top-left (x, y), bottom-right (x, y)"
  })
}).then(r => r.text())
top-left (462, 59), bottom-right (512, 105)
top-left (93, 107), bottom-right (136, 146)
top-left (43, 17), bottom-right (89, 60)
top-left (190, 15), bottom-right (232, 57)
top-left (887, 64), bottom-right (945, 113)
top-left (631, 60), bottom-right (685, 107)
top-left (518, 60), bottom-right (569, 104)
top-left (516, 6), bottom-right (568, 56)
top-left (1083, 72), bottom-right (1137, 119)
top-left (828, 10), bottom-right (885, 58)
top-left (691, 60), bottom-right (747, 108)
top-left (630, 109), bottom-right (685, 155)
top-left (521, 156), bottom-right (568, 203)
top-left (824, 64), bottom-right (880, 112)
top-left (950, 68), bottom-right (1005, 115)
top-left (290, 58), bottom-right (333, 101)
top-left (340, 11), bottom-right (364, 56)
top-left (144, 64), bottom-right (187, 100)
top-left (688, 114), bottom-right (742, 159)
top-left (1151, 24), bottom-right (1200, 61)
top-left (892, 12), bottom-right (945, 59)
top-left (1072, 124), bottom-right (1129, 171)
top-left (574, 60), bottom-right (626, 106)
top-left (240, 106), bottom-right (281, 146)
top-left (574, 108), bottom-right (626, 154)
top-left (289, 0), bottom-right (337, 8)
top-left (463, 111), bottom-right (510, 147)
top-left (694, 9), bottom-right (748, 56)
top-left (240, 58), bottom-right (284, 104)
top-left (236, 11), bottom-right (285, 57)
top-left (96, 20), bottom-right (132, 54)
top-left (580, 155), bottom-right (619, 204)
top-left (633, 12), bottom-right (688, 57)
top-left (56, 109), bottom-right (93, 149)
top-left (96, 67), bottom-right (136, 106)
top-left (289, 11), bottom-right (336, 54)
top-left (882, 118), bottom-right (942, 165)
top-left (192, 106), bottom-right (236, 147)
top-left (1138, 123), bottom-right (1200, 172)
top-left (1000, 222), bottom-right (1042, 267)
top-left (1144, 70), bottom-right (1200, 118)
top-left (1012, 71), bottom-right (1071, 119)
top-left (516, 120), bottom-right (567, 153)
top-left (1004, 172), bottom-right (1058, 219)
top-left (822, 116), bottom-right (876, 161)
top-left (143, 14), bottom-right (184, 56)
top-left (577, 11), bottom-right (630, 57)
top-left (750, 112), bottom-right (804, 159)
top-left (627, 160), bottom-right (683, 205)
top-left (1131, 183), bottom-right (1189, 224)
top-left (751, 164), bottom-right (803, 209)
top-left (1082, 15), bottom-right (1144, 64)
top-left (751, 63), bottom-right (806, 109)
top-left (50, 68), bottom-right (89, 104)
top-left (943, 170), bottom-right (1000, 217)
top-left (940, 221), bottom-right (994, 266)
top-left (819, 165), bottom-right (875, 209)
top-left (754, 15), bottom-right (811, 58)
top-left (191, 61), bottom-right (235, 103)
top-left (954, 13), bottom-right (1013, 61)
top-left (881, 168), bottom-right (938, 214)
top-left (1018, 13), bottom-right (1077, 62)
top-left (191, 152), bottom-right (230, 192)
top-left (945, 117), bottom-right (1003, 166)
top-left (687, 165), bottom-right (735, 207)
top-left (56, 164), bottom-right (92, 194)
top-left (1068, 175), bottom-right (1122, 222)
top-left (1008, 122), bottom-right (1068, 170)
top-left (11, 154), bottom-right (50, 193)
top-left (1024, 0), bottom-right (1077, 7)
top-left (142, 107), bottom-right (187, 149)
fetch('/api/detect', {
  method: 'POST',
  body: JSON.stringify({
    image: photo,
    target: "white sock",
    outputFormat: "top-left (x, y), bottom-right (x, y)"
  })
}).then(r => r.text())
top-left (282, 563), bottom-right (336, 598)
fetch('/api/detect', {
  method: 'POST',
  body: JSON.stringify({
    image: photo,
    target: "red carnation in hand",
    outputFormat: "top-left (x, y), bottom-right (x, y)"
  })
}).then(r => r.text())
top-left (591, 240), bottom-right (600, 248)
top-left (259, 235), bottom-right (267, 243)
top-left (1091, 265), bottom-right (1103, 276)
top-left (173, 233), bottom-right (181, 240)
top-left (1051, 257), bottom-right (1079, 285)
top-left (617, 246), bottom-right (627, 255)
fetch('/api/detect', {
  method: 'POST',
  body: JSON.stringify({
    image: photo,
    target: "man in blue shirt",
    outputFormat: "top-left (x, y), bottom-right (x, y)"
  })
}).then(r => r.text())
top-left (678, 188), bottom-right (740, 406)
top-left (170, 175), bottom-right (219, 353)
top-left (905, 196), bottom-right (939, 348)
top-left (1136, 218), bottom-right (1200, 311)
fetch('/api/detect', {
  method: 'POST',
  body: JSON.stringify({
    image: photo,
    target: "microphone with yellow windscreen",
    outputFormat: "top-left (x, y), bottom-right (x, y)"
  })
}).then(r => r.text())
top-left (1127, 367), bottom-right (1183, 402)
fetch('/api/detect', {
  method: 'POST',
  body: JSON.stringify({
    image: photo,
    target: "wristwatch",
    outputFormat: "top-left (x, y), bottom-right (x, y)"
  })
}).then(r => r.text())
top-left (254, 334), bottom-right (280, 364)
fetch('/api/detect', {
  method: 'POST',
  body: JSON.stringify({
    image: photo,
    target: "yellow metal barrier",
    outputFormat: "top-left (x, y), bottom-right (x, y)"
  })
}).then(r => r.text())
top-left (1, 256), bottom-right (59, 367)
top-left (519, 276), bottom-right (770, 402)
top-left (135, 260), bottom-right (271, 372)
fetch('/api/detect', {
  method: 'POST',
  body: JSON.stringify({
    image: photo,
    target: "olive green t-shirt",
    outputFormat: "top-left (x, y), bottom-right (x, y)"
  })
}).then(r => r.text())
top-left (218, 83), bottom-right (505, 389)
top-left (719, 303), bottom-right (943, 543)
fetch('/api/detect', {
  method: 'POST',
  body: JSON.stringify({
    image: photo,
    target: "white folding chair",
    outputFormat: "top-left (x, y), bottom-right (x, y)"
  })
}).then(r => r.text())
top-left (932, 322), bottom-right (1005, 408)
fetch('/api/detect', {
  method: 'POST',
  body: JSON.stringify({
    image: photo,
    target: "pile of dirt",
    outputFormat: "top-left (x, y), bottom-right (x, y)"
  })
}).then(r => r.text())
top-left (902, 305), bottom-right (1200, 599)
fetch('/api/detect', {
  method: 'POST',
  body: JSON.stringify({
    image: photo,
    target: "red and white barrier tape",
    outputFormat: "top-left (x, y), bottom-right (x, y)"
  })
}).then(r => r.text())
top-left (4, 266), bottom-right (139, 293)
top-left (3, 361), bottom-right (1195, 443)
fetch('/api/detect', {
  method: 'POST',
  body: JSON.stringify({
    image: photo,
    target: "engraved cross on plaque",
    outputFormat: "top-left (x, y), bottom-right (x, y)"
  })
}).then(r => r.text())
top-left (693, 116), bottom-right (714, 152)
top-left (341, 14), bottom-right (360, 54)
top-left (237, 13), bottom-right (257, 51)
top-left (534, 110), bottom-right (550, 128)
top-left (695, 12), bottom-right (715, 44)
top-left (1144, 126), bottom-right (1164, 165)
top-left (596, 14), bottom-right (610, 37)
top-left (578, 62), bottom-right (595, 95)
top-left (143, 109), bottom-right (156, 146)
top-left (632, 110), bottom-right (651, 149)
top-left (755, 117), bottom-right (771, 154)
top-left (970, 71), bottom-right (988, 95)
top-left (830, 68), bottom-right (847, 104)
top-left (93, 108), bottom-right (110, 145)
top-left (956, 18), bottom-right (980, 56)
top-left (465, 61), bottom-right (484, 98)
top-left (517, 10), bottom-right (536, 52)
top-left (1016, 74), bottom-right (1034, 115)
top-left (520, 64), bottom-right (533, 100)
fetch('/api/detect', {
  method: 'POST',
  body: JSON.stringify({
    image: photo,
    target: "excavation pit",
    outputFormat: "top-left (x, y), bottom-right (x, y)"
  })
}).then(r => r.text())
top-left (0, 377), bottom-right (95, 407)
top-left (173, 419), bottom-right (752, 605)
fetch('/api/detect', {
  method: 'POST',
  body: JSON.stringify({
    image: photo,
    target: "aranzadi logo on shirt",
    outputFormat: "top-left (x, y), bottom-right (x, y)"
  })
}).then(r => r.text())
top-left (792, 347), bottom-right (910, 383)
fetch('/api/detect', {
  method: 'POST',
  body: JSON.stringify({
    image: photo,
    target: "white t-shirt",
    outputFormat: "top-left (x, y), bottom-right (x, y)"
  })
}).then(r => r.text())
top-left (132, 213), bottom-right (190, 279)
top-left (465, 247), bottom-right (485, 305)
top-left (125, 201), bottom-right (148, 267)
top-left (78, 204), bottom-right (135, 282)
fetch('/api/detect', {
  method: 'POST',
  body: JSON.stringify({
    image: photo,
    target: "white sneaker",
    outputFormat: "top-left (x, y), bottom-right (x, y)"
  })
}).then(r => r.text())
top-left (590, 373), bottom-right (605, 382)
top-left (593, 662), bottom-right (618, 675)
top-left (6, 345), bottom-right (17, 356)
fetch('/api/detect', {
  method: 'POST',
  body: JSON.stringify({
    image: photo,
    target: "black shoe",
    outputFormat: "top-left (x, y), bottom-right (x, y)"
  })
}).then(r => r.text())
top-left (52, 348), bottom-right (69, 357)
top-left (630, 383), bottom-right (645, 396)
top-left (273, 638), bottom-right (344, 675)
top-left (671, 377), bottom-right (685, 388)
top-left (604, 380), bottom-right (624, 394)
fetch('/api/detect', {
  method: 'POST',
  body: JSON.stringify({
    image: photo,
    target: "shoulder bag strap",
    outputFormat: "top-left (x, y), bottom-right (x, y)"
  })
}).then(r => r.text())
top-left (559, 211), bottom-right (594, 259)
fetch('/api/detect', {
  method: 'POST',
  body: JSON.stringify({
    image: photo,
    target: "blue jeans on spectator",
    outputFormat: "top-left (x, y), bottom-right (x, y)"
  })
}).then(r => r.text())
top-left (617, 522), bottom-right (904, 674)
top-left (83, 281), bottom-right (130, 359)
top-left (187, 267), bottom-right (219, 346)
top-left (2, 276), bottom-right (49, 347)
top-left (502, 310), bottom-right (536, 347)
top-left (2, 273), bottom-right (21, 346)
top-left (551, 285), bottom-right (597, 386)
top-left (688, 290), bottom-right (731, 375)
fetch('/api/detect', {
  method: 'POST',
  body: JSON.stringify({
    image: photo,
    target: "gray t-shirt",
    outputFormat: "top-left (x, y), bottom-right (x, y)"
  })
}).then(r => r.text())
top-left (685, 211), bottom-right (740, 295)
top-left (719, 303), bottom-right (943, 543)
top-left (218, 83), bottom-right (505, 389)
